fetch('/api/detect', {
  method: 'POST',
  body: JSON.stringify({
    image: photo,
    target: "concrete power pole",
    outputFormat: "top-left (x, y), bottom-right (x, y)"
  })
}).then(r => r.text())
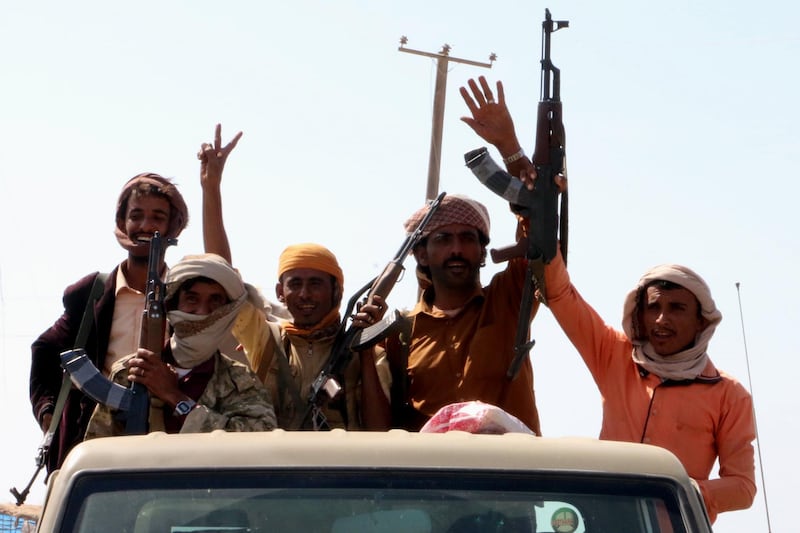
top-left (399, 37), bottom-right (495, 201)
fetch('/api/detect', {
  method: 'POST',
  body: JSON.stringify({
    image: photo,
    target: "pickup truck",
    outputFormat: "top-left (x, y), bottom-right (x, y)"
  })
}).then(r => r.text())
top-left (35, 429), bottom-right (713, 533)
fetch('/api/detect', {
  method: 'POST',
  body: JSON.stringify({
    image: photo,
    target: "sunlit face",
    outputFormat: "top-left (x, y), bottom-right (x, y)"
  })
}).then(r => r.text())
top-left (276, 268), bottom-right (338, 329)
top-left (177, 280), bottom-right (229, 316)
top-left (124, 194), bottom-right (171, 257)
top-left (640, 284), bottom-right (707, 356)
top-left (415, 224), bottom-right (485, 291)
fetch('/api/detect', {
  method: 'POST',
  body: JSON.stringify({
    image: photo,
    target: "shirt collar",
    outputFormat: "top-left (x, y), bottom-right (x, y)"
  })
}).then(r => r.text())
top-left (408, 285), bottom-right (485, 318)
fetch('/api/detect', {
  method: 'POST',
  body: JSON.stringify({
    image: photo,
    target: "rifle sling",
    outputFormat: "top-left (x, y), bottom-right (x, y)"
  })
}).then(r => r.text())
top-left (48, 274), bottom-right (108, 435)
top-left (264, 322), bottom-right (306, 430)
top-left (40, 274), bottom-right (106, 465)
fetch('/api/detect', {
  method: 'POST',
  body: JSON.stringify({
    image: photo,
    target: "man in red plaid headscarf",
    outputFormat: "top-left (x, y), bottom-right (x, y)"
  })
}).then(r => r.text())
top-left (387, 194), bottom-right (541, 434)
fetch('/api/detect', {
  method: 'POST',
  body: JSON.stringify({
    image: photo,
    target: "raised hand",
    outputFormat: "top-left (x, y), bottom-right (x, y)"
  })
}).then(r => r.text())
top-left (197, 124), bottom-right (241, 263)
top-left (460, 76), bottom-right (521, 156)
top-left (198, 123), bottom-right (243, 190)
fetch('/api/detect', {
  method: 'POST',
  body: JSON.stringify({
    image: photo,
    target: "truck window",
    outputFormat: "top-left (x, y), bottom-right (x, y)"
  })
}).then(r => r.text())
top-left (62, 469), bottom-right (691, 533)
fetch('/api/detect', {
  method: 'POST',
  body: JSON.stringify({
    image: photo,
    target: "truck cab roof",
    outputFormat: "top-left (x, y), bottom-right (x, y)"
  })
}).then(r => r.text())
top-left (38, 430), bottom-right (713, 533)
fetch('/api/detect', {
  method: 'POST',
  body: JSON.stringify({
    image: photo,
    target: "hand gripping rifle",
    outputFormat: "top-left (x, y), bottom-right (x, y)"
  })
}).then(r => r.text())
top-left (302, 192), bottom-right (446, 429)
top-left (59, 232), bottom-right (176, 434)
top-left (464, 8), bottom-right (569, 380)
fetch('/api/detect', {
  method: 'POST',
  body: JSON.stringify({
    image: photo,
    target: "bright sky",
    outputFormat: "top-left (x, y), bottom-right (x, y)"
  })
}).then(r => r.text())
top-left (1, 1), bottom-right (797, 531)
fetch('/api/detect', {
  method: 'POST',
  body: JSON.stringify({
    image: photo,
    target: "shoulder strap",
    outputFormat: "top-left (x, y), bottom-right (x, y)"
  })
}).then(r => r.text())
top-left (49, 274), bottom-right (108, 432)
top-left (266, 322), bottom-right (306, 430)
top-left (385, 312), bottom-right (416, 428)
top-left (12, 273), bottom-right (107, 502)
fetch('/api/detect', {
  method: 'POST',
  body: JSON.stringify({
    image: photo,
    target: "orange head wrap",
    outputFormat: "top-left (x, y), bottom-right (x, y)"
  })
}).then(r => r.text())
top-left (277, 243), bottom-right (344, 288)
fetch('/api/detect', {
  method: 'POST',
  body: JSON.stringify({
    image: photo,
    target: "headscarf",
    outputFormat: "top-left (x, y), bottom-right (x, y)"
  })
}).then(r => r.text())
top-left (277, 243), bottom-right (343, 336)
top-left (403, 194), bottom-right (490, 242)
top-left (277, 243), bottom-right (344, 287)
top-left (404, 194), bottom-right (491, 290)
top-left (166, 253), bottom-right (263, 368)
top-left (621, 264), bottom-right (722, 381)
top-left (114, 173), bottom-right (189, 252)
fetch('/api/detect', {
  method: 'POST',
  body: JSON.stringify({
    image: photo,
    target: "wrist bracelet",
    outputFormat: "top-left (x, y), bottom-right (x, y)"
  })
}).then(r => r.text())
top-left (502, 148), bottom-right (525, 165)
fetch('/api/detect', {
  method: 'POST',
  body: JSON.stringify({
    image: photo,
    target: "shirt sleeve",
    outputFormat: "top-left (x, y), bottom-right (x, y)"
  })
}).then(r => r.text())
top-left (695, 382), bottom-right (757, 522)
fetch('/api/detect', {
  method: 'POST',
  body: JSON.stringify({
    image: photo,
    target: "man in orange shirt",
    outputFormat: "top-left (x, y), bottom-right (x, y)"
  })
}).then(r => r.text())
top-left (461, 75), bottom-right (756, 523)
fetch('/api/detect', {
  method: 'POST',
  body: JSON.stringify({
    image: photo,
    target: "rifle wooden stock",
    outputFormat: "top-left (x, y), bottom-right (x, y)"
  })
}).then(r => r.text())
top-left (364, 261), bottom-right (403, 307)
top-left (490, 238), bottom-right (529, 264)
top-left (301, 193), bottom-right (446, 429)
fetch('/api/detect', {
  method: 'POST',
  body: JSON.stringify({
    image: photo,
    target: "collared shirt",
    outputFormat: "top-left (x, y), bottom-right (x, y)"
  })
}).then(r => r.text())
top-left (403, 256), bottom-right (540, 434)
top-left (544, 250), bottom-right (756, 523)
top-left (243, 319), bottom-right (390, 430)
top-left (105, 265), bottom-right (144, 374)
top-left (106, 263), bottom-right (171, 374)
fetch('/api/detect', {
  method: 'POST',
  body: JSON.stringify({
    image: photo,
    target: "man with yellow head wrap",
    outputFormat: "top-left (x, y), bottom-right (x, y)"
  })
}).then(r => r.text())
top-left (197, 125), bottom-right (391, 430)
top-left (85, 253), bottom-right (277, 438)
top-left (30, 172), bottom-right (190, 472)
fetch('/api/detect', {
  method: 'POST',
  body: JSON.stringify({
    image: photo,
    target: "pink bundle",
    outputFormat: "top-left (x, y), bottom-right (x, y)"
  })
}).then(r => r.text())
top-left (420, 401), bottom-right (535, 435)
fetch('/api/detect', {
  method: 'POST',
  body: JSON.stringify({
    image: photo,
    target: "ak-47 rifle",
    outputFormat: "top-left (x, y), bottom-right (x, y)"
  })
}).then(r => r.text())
top-left (124, 231), bottom-right (174, 434)
top-left (59, 232), bottom-right (175, 435)
top-left (465, 8), bottom-right (569, 380)
top-left (301, 192), bottom-right (446, 430)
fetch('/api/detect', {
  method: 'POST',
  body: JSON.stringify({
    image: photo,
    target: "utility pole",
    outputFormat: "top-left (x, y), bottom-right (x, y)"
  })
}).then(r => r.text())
top-left (399, 37), bottom-right (495, 201)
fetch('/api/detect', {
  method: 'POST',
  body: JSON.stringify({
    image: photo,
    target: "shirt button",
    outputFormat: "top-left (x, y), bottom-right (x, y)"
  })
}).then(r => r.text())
top-left (455, 372), bottom-right (462, 378)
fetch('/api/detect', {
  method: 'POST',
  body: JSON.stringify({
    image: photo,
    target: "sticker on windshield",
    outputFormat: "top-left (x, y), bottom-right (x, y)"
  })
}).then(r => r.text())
top-left (551, 506), bottom-right (579, 533)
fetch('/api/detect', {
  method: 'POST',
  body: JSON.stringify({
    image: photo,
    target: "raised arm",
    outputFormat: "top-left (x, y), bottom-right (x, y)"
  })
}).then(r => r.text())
top-left (198, 124), bottom-right (242, 264)
top-left (460, 76), bottom-right (536, 189)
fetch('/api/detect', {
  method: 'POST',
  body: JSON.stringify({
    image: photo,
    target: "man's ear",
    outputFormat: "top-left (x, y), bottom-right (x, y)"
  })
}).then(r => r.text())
top-left (413, 244), bottom-right (429, 267)
top-left (332, 280), bottom-right (343, 307)
top-left (275, 282), bottom-right (285, 302)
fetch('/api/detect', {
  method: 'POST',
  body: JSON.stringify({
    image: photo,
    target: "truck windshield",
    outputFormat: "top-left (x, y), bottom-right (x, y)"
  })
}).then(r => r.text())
top-left (62, 469), bottom-right (694, 533)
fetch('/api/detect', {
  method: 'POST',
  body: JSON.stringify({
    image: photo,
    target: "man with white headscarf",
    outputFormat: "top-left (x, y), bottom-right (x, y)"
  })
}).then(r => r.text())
top-left (543, 251), bottom-right (756, 523)
top-left (460, 74), bottom-right (756, 524)
top-left (85, 253), bottom-right (276, 437)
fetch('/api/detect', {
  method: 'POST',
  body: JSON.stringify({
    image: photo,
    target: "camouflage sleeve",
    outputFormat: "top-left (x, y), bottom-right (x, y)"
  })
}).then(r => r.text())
top-left (181, 355), bottom-right (277, 433)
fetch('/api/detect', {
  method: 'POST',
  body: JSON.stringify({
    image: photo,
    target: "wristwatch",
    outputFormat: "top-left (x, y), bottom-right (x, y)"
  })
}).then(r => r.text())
top-left (174, 399), bottom-right (197, 416)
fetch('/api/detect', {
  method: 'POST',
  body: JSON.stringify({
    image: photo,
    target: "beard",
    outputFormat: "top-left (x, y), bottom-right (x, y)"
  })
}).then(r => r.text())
top-left (428, 257), bottom-right (481, 291)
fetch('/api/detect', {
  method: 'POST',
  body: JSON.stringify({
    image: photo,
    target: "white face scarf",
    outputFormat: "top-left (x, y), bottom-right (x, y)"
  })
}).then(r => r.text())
top-left (621, 264), bottom-right (722, 381)
top-left (168, 301), bottom-right (243, 368)
top-left (165, 253), bottom-right (263, 368)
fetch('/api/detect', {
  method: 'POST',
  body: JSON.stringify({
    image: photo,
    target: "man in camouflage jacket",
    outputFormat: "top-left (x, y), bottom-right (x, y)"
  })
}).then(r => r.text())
top-left (85, 253), bottom-right (276, 437)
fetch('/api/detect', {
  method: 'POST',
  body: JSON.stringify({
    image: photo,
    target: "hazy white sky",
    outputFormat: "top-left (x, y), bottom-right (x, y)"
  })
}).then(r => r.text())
top-left (1, 2), bottom-right (797, 531)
